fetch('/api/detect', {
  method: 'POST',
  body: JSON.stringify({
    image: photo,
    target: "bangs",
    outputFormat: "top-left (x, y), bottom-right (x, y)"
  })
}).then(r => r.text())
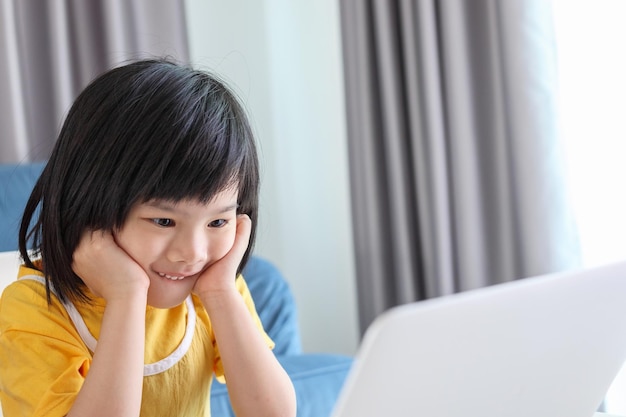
top-left (135, 131), bottom-right (243, 205)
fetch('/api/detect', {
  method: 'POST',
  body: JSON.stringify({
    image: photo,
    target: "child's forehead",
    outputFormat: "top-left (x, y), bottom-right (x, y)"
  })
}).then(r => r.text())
top-left (138, 182), bottom-right (239, 204)
top-left (138, 188), bottom-right (239, 212)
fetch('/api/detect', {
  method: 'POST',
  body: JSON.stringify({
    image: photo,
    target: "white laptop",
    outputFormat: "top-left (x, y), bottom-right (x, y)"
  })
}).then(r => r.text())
top-left (332, 260), bottom-right (626, 417)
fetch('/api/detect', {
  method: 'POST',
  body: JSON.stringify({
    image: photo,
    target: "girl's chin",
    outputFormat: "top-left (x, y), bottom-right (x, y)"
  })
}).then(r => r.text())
top-left (146, 274), bottom-right (197, 308)
top-left (146, 287), bottom-right (193, 309)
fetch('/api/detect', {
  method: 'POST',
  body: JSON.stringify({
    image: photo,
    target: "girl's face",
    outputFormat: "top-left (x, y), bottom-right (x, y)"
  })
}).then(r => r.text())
top-left (114, 188), bottom-right (239, 308)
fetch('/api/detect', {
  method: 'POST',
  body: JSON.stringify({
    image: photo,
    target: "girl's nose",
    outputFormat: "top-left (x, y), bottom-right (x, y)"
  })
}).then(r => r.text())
top-left (167, 231), bottom-right (208, 266)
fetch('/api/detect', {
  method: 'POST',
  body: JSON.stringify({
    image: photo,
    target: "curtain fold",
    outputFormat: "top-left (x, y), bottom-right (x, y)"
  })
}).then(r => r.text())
top-left (340, 0), bottom-right (581, 332)
top-left (0, 0), bottom-right (189, 163)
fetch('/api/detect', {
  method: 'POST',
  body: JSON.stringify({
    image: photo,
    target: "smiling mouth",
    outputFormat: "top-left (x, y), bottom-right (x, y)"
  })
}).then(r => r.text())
top-left (157, 272), bottom-right (190, 281)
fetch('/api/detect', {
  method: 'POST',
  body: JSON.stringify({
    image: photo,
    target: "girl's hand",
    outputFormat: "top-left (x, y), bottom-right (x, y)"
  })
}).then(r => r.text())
top-left (193, 214), bottom-right (252, 299)
top-left (72, 230), bottom-right (150, 302)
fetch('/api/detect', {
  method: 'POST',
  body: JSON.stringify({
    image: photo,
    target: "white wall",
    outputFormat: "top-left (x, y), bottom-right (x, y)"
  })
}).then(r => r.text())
top-left (185, 0), bottom-right (359, 355)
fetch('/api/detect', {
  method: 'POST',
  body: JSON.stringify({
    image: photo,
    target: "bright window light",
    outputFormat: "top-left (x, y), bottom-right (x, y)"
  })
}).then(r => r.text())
top-left (552, 1), bottom-right (626, 414)
top-left (553, 0), bottom-right (626, 268)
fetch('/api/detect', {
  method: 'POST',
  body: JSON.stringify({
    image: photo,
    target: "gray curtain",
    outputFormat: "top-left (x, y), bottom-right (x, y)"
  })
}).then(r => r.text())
top-left (339, 0), bottom-right (581, 332)
top-left (0, 0), bottom-right (189, 163)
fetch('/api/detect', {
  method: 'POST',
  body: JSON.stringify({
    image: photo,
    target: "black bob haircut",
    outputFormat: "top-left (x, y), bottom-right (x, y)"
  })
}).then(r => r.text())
top-left (19, 59), bottom-right (260, 304)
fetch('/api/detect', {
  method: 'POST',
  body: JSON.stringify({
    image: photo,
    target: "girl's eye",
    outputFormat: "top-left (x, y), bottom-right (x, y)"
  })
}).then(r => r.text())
top-left (152, 218), bottom-right (174, 227)
top-left (209, 219), bottom-right (227, 228)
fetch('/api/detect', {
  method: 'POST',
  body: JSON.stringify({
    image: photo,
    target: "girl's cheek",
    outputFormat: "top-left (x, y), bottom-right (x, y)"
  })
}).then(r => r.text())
top-left (211, 235), bottom-right (234, 260)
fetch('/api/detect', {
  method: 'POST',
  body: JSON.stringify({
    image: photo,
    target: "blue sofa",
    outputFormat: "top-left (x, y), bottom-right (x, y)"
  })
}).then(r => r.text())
top-left (0, 163), bottom-right (353, 417)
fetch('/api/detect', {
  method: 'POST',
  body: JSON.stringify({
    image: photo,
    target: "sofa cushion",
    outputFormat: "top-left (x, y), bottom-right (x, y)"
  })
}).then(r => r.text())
top-left (0, 163), bottom-right (46, 252)
top-left (242, 256), bottom-right (302, 356)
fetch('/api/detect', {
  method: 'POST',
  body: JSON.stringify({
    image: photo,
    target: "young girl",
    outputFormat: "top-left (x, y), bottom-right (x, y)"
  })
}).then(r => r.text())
top-left (0, 59), bottom-right (296, 417)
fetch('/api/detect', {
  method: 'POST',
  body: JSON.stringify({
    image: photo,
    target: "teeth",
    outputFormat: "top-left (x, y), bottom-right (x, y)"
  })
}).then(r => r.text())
top-left (158, 272), bottom-right (186, 281)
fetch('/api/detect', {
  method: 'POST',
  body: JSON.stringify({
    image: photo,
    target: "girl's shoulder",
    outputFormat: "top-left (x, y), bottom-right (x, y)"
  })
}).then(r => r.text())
top-left (2, 264), bottom-right (70, 313)
top-left (1, 274), bottom-right (52, 311)
top-left (0, 274), bottom-right (91, 417)
top-left (0, 276), bottom-right (84, 345)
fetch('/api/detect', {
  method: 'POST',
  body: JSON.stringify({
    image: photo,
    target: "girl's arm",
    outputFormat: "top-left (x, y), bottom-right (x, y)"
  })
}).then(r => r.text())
top-left (67, 231), bottom-right (149, 417)
top-left (195, 216), bottom-right (297, 417)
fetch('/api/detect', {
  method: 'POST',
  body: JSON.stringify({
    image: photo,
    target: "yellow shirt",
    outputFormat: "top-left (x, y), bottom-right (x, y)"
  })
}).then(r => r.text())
top-left (0, 265), bottom-right (273, 417)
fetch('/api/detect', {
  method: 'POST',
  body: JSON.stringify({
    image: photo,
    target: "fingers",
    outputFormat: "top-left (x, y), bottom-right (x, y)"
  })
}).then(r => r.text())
top-left (216, 214), bottom-right (252, 273)
top-left (193, 215), bottom-right (252, 297)
top-left (72, 229), bottom-right (149, 301)
top-left (231, 214), bottom-right (252, 259)
top-left (72, 230), bottom-right (109, 297)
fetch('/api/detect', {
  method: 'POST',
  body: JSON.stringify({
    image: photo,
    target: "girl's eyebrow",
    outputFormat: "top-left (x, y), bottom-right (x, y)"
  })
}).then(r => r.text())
top-left (144, 201), bottom-right (178, 212)
top-left (216, 203), bottom-right (240, 214)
